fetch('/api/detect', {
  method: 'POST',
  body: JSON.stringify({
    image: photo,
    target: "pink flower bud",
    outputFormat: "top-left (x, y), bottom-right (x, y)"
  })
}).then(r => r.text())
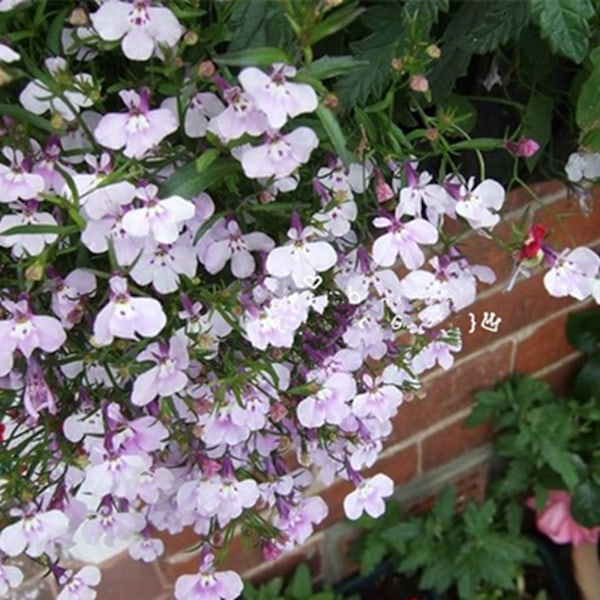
top-left (409, 74), bottom-right (429, 93)
top-left (504, 137), bottom-right (540, 158)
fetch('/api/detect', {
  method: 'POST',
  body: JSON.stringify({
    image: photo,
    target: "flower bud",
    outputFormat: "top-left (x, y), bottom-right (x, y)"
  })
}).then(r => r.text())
top-left (425, 44), bottom-right (441, 59)
top-left (25, 263), bottom-right (44, 281)
top-left (198, 60), bottom-right (216, 78)
top-left (410, 74), bottom-right (429, 93)
top-left (68, 7), bottom-right (89, 27)
top-left (183, 30), bottom-right (198, 45)
top-left (323, 93), bottom-right (339, 109)
top-left (504, 137), bottom-right (540, 158)
top-left (391, 57), bottom-right (404, 71)
top-left (50, 112), bottom-right (65, 131)
top-left (425, 127), bottom-right (439, 142)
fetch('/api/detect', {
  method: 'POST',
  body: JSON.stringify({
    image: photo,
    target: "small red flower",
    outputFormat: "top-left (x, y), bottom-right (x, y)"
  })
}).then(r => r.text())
top-left (518, 223), bottom-right (546, 261)
top-left (0, 422), bottom-right (5, 443)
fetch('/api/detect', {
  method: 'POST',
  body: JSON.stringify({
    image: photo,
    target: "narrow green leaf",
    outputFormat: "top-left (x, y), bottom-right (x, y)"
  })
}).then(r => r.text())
top-left (522, 92), bottom-right (554, 171)
top-left (0, 224), bottom-right (80, 236)
top-left (301, 55), bottom-right (366, 80)
top-left (315, 104), bottom-right (354, 166)
top-left (47, 7), bottom-right (71, 55)
top-left (309, 3), bottom-right (365, 45)
top-left (159, 159), bottom-right (240, 199)
top-left (449, 138), bottom-right (504, 151)
top-left (577, 64), bottom-right (600, 130)
top-left (214, 47), bottom-right (292, 67)
top-left (0, 103), bottom-right (53, 133)
top-left (195, 149), bottom-right (220, 173)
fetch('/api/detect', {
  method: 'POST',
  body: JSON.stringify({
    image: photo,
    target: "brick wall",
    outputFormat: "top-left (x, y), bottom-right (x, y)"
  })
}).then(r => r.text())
top-left (11, 182), bottom-right (598, 599)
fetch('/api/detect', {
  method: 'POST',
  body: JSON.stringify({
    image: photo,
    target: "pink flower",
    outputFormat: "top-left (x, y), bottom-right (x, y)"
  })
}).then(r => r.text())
top-left (91, 0), bottom-right (184, 61)
top-left (0, 298), bottom-right (66, 377)
top-left (94, 89), bottom-right (177, 159)
top-left (0, 147), bottom-right (44, 202)
top-left (240, 128), bottom-right (319, 180)
top-left (92, 275), bottom-right (167, 345)
top-left (526, 490), bottom-right (600, 546)
top-left (504, 137), bottom-right (540, 158)
top-left (239, 64), bottom-right (318, 129)
top-left (343, 473), bottom-right (394, 520)
top-left (131, 334), bottom-right (189, 406)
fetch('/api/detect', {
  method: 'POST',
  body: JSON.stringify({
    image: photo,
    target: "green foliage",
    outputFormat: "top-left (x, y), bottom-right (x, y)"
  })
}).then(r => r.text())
top-left (530, 0), bottom-right (595, 63)
top-left (243, 564), bottom-right (355, 600)
top-left (349, 488), bottom-right (537, 599)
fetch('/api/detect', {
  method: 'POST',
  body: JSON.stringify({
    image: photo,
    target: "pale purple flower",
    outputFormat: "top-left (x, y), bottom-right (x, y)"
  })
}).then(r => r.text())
top-left (0, 42), bottom-right (20, 62)
top-left (0, 561), bottom-right (23, 596)
top-left (565, 152), bottom-right (600, 183)
top-left (411, 330), bottom-right (462, 374)
top-left (200, 218), bottom-right (275, 278)
top-left (372, 212), bottom-right (438, 269)
top-left (129, 536), bottom-right (164, 562)
top-left (0, 0), bottom-right (29, 11)
top-left (0, 200), bottom-right (58, 257)
top-left (32, 135), bottom-right (71, 193)
top-left (50, 268), bottom-right (97, 328)
top-left (240, 128), bottom-right (319, 180)
top-left (91, 0), bottom-right (184, 61)
top-left (0, 507), bottom-right (69, 557)
top-left (352, 374), bottom-right (403, 422)
top-left (0, 147), bottom-right (44, 202)
top-left (174, 554), bottom-right (243, 600)
top-left (454, 178), bottom-right (505, 230)
top-left (273, 496), bottom-right (328, 547)
top-left (544, 247), bottom-right (600, 300)
top-left (92, 275), bottom-right (167, 345)
top-left (122, 183), bottom-right (194, 244)
top-left (207, 85), bottom-right (268, 142)
top-left (78, 503), bottom-right (144, 546)
top-left (59, 111), bottom-right (102, 163)
top-left (313, 198), bottom-right (358, 237)
top-left (23, 356), bottom-right (57, 421)
top-left (94, 89), bottom-right (177, 159)
top-left (297, 373), bottom-right (356, 428)
top-left (182, 92), bottom-right (225, 138)
top-left (239, 64), bottom-right (318, 129)
top-left (0, 298), bottom-right (66, 377)
top-left (131, 333), bottom-right (189, 406)
top-left (266, 217), bottom-right (337, 287)
top-left (56, 566), bottom-right (101, 600)
top-left (343, 473), bottom-right (394, 520)
top-left (130, 238), bottom-right (197, 294)
top-left (19, 57), bottom-right (93, 120)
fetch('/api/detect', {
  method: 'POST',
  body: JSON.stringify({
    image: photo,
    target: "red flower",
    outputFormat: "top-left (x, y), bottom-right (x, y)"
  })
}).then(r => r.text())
top-left (518, 223), bottom-right (546, 261)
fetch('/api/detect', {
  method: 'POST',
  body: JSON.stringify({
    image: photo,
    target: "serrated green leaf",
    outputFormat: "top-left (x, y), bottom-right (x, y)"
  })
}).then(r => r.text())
top-left (215, 47), bottom-right (292, 67)
top-left (433, 486), bottom-right (456, 521)
top-left (574, 352), bottom-right (600, 401)
top-left (571, 480), bottom-right (600, 526)
top-left (530, 0), bottom-right (594, 63)
top-left (289, 564), bottom-right (312, 600)
top-left (541, 445), bottom-right (580, 489)
top-left (358, 537), bottom-right (388, 575)
top-left (403, 0), bottom-right (449, 28)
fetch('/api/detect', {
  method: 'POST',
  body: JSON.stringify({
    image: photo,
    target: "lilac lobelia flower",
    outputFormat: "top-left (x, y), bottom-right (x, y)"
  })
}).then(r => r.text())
top-left (240, 127), bottom-right (319, 180)
top-left (0, 506), bottom-right (69, 557)
top-left (90, 0), bottom-right (184, 62)
top-left (0, 42), bottom-right (20, 62)
top-left (266, 214), bottom-right (337, 287)
top-left (0, 147), bottom-right (44, 202)
top-left (343, 473), bottom-right (394, 520)
top-left (94, 89), bottom-right (177, 159)
top-left (55, 565), bottom-right (101, 600)
top-left (131, 333), bottom-right (189, 406)
top-left (0, 561), bottom-right (23, 597)
top-left (372, 209), bottom-right (438, 269)
top-left (200, 217), bottom-right (275, 278)
top-left (174, 552), bottom-right (243, 600)
top-left (92, 275), bottom-right (167, 346)
top-left (239, 64), bottom-right (318, 129)
top-left (182, 92), bottom-right (225, 138)
top-left (0, 200), bottom-right (58, 257)
top-left (23, 355), bottom-right (57, 421)
top-left (543, 246), bottom-right (600, 301)
top-left (297, 372), bottom-right (356, 428)
top-left (454, 177), bottom-right (505, 230)
top-left (0, 298), bottom-right (66, 377)
top-left (49, 268), bottom-right (97, 329)
top-left (122, 183), bottom-right (194, 244)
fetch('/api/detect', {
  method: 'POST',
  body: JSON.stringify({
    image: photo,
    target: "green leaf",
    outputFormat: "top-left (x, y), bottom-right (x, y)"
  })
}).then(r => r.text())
top-left (47, 7), bottom-right (71, 55)
top-left (315, 104), bottom-right (354, 165)
top-left (301, 55), bottom-right (367, 80)
top-left (403, 0), bottom-right (449, 27)
top-left (288, 564), bottom-right (312, 600)
top-left (449, 138), bottom-right (504, 152)
top-left (358, 536), bottom-right (388, 575)
top-left (522, 92), bottom-right (554, 172)
top-left (309, 3), bottom-right (365, 45)
top-left (566, 310), bottom-right (600, 352)
top-left (195, 149), bottom-right (220, 173)
top-left (581, 127), bottom-right (600, 152)
top-left (571, 479), bottom-right (600, 526)
top-left (543, 446), bottom-right (580, 489)
top-left (0, 103), bottom-right (53, 133)
top-left (573, 352), bottom-right (600, 401)
top-left (159, 159), bottom-right (240, 199)
top-left (576, 63), bottom-right (600, 130)
top-left (530, 0), bottom-right (594, 63)
top-left (0, 224), bottom-right (80, 236)
top-left (433, 486), bottom-right (456, 521)
top-left (215, 47), bottom-right (292, 67)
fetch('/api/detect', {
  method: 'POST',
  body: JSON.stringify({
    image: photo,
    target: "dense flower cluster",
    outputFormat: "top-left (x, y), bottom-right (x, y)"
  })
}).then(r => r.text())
top-left (0, 1), bottom-right (598, 599)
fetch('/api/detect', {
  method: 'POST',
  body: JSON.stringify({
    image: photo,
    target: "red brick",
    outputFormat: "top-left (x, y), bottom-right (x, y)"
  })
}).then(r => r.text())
top-left (450, 271), bottom-right (578, 358)
top-left (96, 554), bottom-right (168, 598)
top-left (386, 340), bottom-right (513, 446)
top-left (318, 444), bottom-right (418, 529)
top-left (514, 301), bottom-right (593, 374)
top-left (421, 417), bottom-right (492, 472)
